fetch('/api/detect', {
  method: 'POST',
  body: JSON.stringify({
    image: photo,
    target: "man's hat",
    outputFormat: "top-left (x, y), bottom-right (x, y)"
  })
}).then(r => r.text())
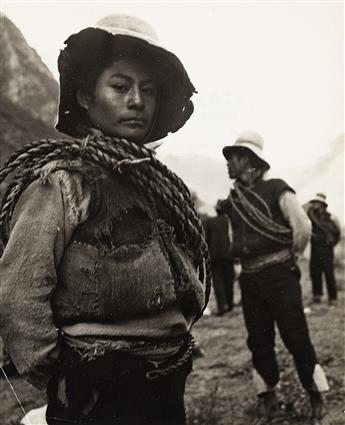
top-left (222, 131), bottom-right (270, 170)
top-left (56, 14), bottom-right (196, 141)
top-left (310, 193), bottom-right (328, 206)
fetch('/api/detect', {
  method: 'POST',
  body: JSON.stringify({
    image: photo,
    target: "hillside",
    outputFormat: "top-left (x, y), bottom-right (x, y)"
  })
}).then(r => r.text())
top-left (0, 15), bottom-right (59, 163)
top-left (293, 135), bottom-right (344, 222)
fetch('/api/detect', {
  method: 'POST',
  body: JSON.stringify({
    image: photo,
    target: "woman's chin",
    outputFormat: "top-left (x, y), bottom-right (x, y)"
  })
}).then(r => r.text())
top-left (103, 129), bottom-right (147, 144)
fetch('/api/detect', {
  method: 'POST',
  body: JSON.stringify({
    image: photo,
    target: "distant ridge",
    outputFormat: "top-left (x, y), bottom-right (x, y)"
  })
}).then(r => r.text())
top-left (158, 135), bottom-right (344, 222)
top-left (157, 152), bottom-right (230, 215)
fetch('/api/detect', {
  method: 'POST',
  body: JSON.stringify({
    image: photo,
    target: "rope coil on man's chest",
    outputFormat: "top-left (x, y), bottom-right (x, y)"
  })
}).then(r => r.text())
top-left (229, 182), bottom-right (293, 245)
top-left (0, 135), bottom-right (211, 321)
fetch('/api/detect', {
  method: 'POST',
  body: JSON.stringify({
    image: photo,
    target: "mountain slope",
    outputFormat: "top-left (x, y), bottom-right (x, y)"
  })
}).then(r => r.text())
top-left (294, 135), bottom-right (344, 222)
top-left (0, 15), bottom-right (59, 162)
top-left (158, 135), bottom-right (344, 221)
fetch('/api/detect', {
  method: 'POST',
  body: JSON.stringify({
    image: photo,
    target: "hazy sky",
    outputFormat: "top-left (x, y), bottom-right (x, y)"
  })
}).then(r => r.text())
top-left (1, 1), bottom-right (344, 175)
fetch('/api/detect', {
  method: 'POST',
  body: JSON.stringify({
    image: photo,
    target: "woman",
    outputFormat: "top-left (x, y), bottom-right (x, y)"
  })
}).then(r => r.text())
top-left (0, 15), bottom-right (210, 425)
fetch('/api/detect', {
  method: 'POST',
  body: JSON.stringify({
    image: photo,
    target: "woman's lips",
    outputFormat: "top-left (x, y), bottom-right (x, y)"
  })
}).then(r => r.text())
top-left (121, 119), bottom-right (147, 128)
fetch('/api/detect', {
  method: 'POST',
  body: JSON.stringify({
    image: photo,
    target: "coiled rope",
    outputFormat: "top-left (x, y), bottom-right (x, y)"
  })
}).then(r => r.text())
top-left (0, 135), bottom-right (211, 321)
top-left (229, 181), bottom-right (293, 245)
top-left (146, 334), bottom-right (195, 380)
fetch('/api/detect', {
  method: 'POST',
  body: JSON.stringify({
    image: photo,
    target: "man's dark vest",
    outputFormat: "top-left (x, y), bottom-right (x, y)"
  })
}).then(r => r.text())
top-left (224, 178), bottom-right (294, 259)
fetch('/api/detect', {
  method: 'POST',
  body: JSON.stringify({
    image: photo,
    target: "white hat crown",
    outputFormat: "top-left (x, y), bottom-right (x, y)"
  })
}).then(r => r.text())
top-left (95, 15), bottom-right (160, 46)
top-left (234, 131), bottom-right (264, 151)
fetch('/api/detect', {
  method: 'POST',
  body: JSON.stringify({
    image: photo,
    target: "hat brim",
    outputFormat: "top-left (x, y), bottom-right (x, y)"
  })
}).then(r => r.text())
top-left (56, 28), bottom-right (196, 141)
top-left (222, 145), bottom-right (270, 170)
top-left (310, 198), bottom-right (328, 207)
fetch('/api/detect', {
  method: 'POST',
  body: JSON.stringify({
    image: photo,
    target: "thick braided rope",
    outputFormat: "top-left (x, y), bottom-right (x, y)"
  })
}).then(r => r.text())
top-left (0, 136), bottom-right (211, 318)
top-left (0, 140), bottom-right (206, 282)
top-left (229, 189), bottom-right (292, 245)
top-left (0, 137), bottom-right (205, 255)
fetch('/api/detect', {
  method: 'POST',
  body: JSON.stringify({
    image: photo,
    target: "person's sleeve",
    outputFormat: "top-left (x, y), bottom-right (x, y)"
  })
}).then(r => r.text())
top-left (217, 198), bottom-right (231, 216)
top-left (330, 214), bottom-right (342, 245)
top-left (279, 190), bottom-right (312, 256)
top-left (225, 215), bottom-right (233, 248)
top-left (272, 178), bottom-right (295, 200)
top-left (0, 169), bottom-right (90, 389)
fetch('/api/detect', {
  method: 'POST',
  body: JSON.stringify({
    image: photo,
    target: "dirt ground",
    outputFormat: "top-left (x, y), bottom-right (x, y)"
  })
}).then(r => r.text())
top-left (0, 257), bottom-right (344, 425)
top-left (187, 257), bottom-right (345, 425)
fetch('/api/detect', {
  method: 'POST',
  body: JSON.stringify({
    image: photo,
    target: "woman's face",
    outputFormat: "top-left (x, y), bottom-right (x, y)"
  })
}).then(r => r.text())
top-left (79, 57), bottom-right (157, 143)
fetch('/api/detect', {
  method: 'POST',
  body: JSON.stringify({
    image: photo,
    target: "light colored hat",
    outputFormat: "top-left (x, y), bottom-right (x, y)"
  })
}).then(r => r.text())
top-left (310, 193), bottom-right (328, 206)
top-left (94, 15), bottom-right (159, 46)
top-left (222, 131), bottom-right (270, 170)
top-left (56, 14), bottom-right (196, 142)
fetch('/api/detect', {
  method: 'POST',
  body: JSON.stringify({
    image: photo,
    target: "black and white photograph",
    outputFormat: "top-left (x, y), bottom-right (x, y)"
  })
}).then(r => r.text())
top-left (0, 1), bottom-right (344, 424)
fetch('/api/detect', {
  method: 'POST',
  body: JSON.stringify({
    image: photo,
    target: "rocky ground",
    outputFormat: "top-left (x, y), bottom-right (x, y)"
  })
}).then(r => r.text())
top-left (0, 257), bottom-right (344, 425)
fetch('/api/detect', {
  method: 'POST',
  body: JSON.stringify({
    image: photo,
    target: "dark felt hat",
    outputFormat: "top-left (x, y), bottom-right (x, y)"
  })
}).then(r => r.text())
top-left (56, 15), bottom-right (196, 142)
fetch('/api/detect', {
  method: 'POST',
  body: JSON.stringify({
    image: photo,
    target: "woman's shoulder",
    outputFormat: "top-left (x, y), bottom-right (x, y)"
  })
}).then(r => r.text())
top-left (37, 158), bottom-right (106, 189)
top-left (11, 159), bottom-right (93, 224)
top-left (39, 158), bottom-right (89, 177)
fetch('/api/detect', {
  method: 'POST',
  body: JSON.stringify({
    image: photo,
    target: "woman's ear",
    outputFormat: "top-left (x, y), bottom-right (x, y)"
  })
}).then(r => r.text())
top-left (77, 89), bottom-right (91, 110)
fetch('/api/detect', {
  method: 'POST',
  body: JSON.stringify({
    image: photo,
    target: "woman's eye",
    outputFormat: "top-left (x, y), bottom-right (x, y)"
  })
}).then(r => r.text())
top-left (142, 86), bottom-right (156, 96)
top-left (111, 84), bottom-right (128, 93)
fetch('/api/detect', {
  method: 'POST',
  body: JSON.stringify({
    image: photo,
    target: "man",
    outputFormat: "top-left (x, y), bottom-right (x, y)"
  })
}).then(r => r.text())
top-left (305, 193), bottom-right (340, 305)
top-left (219, 131), bottom-right (329, 422)
top-left (204, 201), bottom-right (235, 315)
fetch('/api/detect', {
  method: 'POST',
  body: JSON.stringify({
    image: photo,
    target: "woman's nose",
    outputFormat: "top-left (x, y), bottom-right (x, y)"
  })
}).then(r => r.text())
top-left (128, 86), bottom-right (144, 109)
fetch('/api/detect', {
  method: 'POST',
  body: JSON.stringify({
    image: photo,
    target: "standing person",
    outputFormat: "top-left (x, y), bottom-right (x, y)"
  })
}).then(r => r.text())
top-left (204, 201), bottom-right (235, 315)
top-left (219, 131), bottom-right (329, 422)
top-left (0, 15), bottom-right (211, 425)
top-left (305, 193), bottom-right (341, 306)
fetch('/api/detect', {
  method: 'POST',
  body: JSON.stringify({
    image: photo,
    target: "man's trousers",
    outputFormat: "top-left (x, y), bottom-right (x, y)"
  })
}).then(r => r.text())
top-left (239, 258), bottom-right (318, 392)
top-left (211, 259), bottom-right (235, 313)
top-left (310, 242), bottom-right (337, 301)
